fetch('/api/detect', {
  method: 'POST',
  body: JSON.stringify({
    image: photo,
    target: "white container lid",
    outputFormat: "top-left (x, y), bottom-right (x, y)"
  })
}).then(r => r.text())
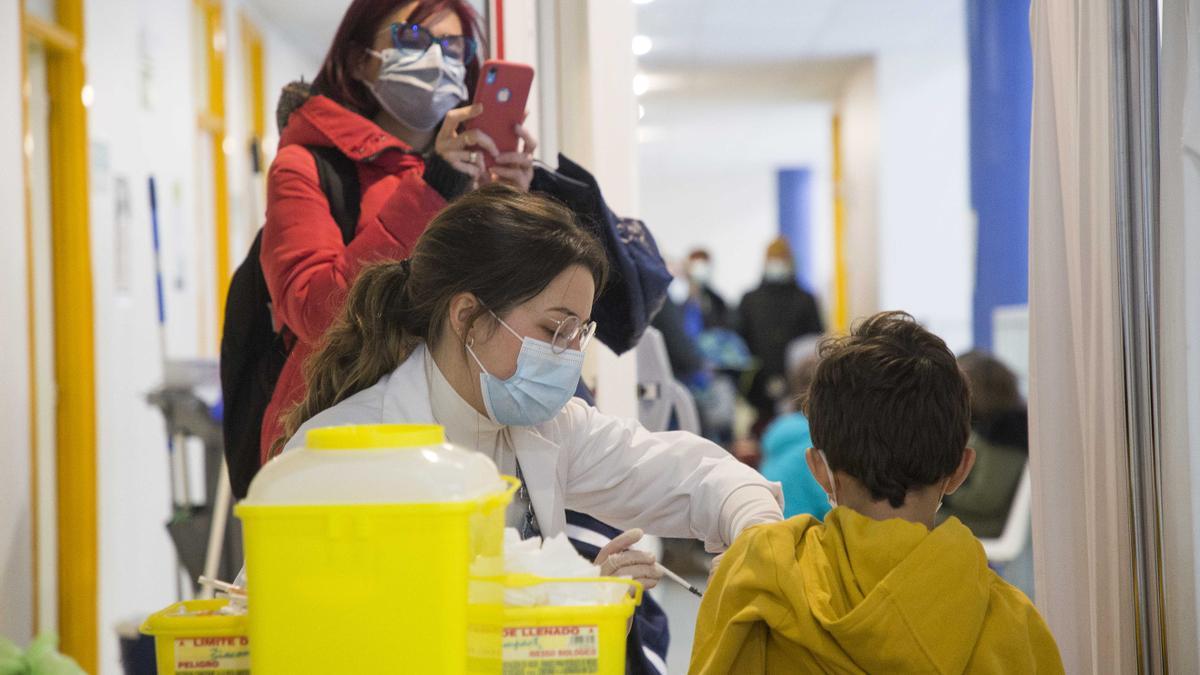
top-left (241, 424), bottom-right (504, 506)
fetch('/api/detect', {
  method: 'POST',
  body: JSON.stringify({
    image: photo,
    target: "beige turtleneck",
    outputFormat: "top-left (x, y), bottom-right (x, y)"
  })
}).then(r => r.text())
top-left (426, 353), bottom-right (530, 532)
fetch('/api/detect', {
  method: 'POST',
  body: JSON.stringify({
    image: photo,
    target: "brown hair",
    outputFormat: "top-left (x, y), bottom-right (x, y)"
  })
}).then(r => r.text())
top-left (803, 311), bottom-right (970, 508)
top-left (956, 350), bottom-right (1022, 423)
top-left (278, 184), bottom-right (609, 450)
top-left (312, 0), bottom-right (485, 118)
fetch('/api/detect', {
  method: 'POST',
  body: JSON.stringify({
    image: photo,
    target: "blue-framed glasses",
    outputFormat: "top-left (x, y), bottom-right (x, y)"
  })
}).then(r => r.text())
top-left (390, 22), bottom-right (477, 63)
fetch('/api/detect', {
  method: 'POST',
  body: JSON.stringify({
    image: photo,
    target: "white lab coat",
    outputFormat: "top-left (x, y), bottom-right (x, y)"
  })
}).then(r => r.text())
top-left (285, 344), bottom-right (783, 550)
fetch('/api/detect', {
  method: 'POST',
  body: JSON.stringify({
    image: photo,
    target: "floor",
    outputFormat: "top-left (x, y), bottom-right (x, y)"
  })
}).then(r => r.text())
top-left (658, 571), bottom-right (708, 673)
top-left (656, 540), bottom-right (712, 673)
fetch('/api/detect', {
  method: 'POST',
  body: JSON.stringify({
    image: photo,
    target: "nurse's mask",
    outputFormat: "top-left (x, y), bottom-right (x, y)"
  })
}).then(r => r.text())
top-left (466, 311), bottom-right (594, 427)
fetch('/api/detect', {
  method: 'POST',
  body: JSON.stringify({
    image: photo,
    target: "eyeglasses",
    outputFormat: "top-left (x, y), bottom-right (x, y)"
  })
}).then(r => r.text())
top-left (389, 22), bottom-right (477, 63)
top-left (549, 314), bottom-right (598, 354)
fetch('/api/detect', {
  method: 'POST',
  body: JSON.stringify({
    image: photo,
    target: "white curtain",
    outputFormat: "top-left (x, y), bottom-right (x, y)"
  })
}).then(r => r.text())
top-left (1027, 1), bottom-right (1137, 671)
top-left (1159, 0), bottom-right (1200, 669)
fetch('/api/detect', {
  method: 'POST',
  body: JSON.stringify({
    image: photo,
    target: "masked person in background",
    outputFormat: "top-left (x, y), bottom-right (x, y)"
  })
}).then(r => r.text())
top-left (257, 0), bottom-right (537, 465)
top-left (685, 249), bottom-right (734, 331)
top-left (278, 186), bottom-right (784, 590)
top-left (738, 238), bottom-right (823, 437)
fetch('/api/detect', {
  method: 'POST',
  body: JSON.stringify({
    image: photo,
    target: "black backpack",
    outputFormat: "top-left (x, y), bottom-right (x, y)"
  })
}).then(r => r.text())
top-left (220, 145), bottom-right (360, 499)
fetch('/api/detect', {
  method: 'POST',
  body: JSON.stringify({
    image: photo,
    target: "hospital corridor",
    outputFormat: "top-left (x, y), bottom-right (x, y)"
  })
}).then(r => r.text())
top-left (2, 0), bottom-right (1199, 673)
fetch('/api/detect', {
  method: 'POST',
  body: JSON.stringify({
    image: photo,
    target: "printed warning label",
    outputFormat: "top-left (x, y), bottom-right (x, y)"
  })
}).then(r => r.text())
top-left (502, 624), bottom-right (599, 674)
top-left (172, 635), bottom-right (250, 674)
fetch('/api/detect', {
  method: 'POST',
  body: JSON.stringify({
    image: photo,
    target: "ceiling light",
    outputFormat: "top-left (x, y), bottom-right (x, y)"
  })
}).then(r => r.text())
top-left (81, 84), bottom-right (95, 108)
top-left (633, 0), bottom-right (654, 4)
top-left (632, 35), bottom-right (653, 56)
top-left (632, 74), bottom-right (649, 96)
top-left (638, 104), bottom-right (645, 120)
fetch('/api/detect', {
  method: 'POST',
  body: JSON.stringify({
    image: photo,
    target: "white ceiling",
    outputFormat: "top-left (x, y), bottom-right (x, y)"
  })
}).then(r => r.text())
top-left (243, 0), bottom-right (964, 84)
top-left (249, 0), bottom-right (351, 63)
top-left (634, 0), bottom-right (964, 69)
top-left (248, 0), bottom-right (492, 64)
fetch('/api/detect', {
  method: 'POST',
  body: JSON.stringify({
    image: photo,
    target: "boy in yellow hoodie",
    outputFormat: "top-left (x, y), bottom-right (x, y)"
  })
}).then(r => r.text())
top-left (690, 312), bottom-right (1063, 674)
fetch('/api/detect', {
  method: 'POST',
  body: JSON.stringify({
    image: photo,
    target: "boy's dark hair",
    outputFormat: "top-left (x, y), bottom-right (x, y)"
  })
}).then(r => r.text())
top-left (802, 311), bottom-right (970, 508)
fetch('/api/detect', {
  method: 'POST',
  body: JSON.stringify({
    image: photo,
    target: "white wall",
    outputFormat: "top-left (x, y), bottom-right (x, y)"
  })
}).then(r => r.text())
top-left (85, 1), bottom-right (199, 671)
top-left (638, 100), bottom-right (834, 304)
top-left (874, 46), bottom-right (972, 350)
top-left (1159, 0), bottom-right (1200, 667)
top-left (79, 1), bottom-right (319, 671)
top-left (838, 60), bottom-right (880, 325)
top-left (0, 0), bottom-right (35, 648)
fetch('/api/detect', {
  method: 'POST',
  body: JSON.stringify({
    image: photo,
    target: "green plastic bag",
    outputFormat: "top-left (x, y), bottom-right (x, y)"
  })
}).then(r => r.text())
top-left (0, 634), bottom-right (85, 675)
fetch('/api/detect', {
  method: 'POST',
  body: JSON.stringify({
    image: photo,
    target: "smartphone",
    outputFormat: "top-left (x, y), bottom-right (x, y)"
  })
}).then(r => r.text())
top-left (464, 60), bottom-right (534, 167)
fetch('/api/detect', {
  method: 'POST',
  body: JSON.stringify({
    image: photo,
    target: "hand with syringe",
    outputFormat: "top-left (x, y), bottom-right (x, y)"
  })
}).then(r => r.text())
top-left (595, 528), bottom-right (703, 598)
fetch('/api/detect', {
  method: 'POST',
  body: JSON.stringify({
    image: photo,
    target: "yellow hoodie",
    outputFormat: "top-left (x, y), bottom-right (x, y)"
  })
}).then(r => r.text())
top-left (689, 508), bottom-right (1064, 674)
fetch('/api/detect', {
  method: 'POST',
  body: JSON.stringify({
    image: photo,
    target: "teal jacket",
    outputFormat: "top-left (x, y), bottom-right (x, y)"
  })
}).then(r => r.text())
top-left (760, 413), bottom-right (830, 520)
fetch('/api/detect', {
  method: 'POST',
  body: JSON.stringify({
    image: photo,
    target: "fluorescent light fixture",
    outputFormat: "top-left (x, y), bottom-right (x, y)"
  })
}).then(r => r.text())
top-left (632, 35), bottom-right (653, 56)
top-left (638, 104), bottom-right (646, 120)
top-left (633, 73), bottom-right (649, 96)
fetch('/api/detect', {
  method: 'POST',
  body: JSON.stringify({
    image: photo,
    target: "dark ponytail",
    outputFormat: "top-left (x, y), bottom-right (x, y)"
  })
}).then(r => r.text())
top-left (276, 184), bottom-right (609, 451)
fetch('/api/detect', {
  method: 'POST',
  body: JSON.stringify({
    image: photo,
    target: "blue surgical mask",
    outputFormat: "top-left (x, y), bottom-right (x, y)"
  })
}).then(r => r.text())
top-left (817, 449), bottom-right (839, 508)
top-left (466, 314), bottom-right (585, 427)
top-left (365, 44), bottom-right (467, 132)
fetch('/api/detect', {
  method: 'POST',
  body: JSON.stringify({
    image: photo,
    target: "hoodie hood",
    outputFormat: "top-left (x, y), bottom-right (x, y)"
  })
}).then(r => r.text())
top-left (789, 508), bottom-right (991, 673)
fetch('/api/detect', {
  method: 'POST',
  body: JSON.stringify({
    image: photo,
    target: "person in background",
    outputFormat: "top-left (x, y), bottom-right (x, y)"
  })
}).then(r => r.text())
top-left (689, 312), bottom-right (1063, 674)
top-left (939, 351), bottom-right (1028, 538)
top-left (652, 271), bottom-right (710, 388)
top-left (738, 237), bottom-right (823, 436)
top-left (685, 249), bottom-right (733, 331)
top-left (259, 0), bottom-right (537, 464)
top-left (758, 340), bottom-right (830, 520)
top-left (660, 258), bottom-right (746, 447)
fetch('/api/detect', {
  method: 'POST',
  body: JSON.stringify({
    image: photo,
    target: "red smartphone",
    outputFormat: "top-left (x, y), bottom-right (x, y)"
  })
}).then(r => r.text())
top-left (464, 59), bottom-right (534, 167)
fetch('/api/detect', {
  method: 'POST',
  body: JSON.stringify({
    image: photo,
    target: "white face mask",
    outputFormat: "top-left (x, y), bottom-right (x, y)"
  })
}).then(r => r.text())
top-left (667, 276), bottom-right (690, 305)
top-left (365, 44), bottom-right (467, 132)
top-left (764, 259), bottom-right (793, 283)
top-left (688, 261), bottom-right (713, 285)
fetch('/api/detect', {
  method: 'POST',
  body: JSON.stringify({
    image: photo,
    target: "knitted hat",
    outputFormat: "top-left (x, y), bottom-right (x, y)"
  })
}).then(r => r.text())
top-left (766, 237), bottom-right (792, 260)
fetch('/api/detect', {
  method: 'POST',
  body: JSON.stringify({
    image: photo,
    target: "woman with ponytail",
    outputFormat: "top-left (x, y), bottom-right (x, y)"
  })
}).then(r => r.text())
top-left (277, 184), bottom-right (783, 590)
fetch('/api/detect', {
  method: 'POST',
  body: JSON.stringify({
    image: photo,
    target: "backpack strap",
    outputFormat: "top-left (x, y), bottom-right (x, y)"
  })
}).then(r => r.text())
top-left (306, 145), bottom-right (361, 244)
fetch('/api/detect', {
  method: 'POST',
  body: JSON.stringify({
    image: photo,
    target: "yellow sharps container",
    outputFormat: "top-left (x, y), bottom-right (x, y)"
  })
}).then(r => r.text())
top-left (235, 424), bottom-right (517, 674)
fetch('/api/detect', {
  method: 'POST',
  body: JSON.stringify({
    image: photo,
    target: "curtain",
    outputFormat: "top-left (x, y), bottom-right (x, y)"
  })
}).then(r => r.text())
top-left (1159, 0), bottom-right (1200, 669)
top-left (1027, 1), bottom-right (1136, 671)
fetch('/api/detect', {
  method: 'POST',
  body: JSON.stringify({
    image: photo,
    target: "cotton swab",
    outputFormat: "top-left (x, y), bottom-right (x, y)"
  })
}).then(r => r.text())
top-left (198, 575), bottom-right (245, 597)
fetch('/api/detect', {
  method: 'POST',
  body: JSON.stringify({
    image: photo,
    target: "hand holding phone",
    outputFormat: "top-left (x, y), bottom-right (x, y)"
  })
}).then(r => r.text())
top-left (463, 60), bottom-right (535, 170)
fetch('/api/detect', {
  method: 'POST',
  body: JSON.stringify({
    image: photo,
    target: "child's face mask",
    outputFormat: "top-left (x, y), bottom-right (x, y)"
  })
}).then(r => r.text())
top-left (817, 449), bottom-right (839, 508)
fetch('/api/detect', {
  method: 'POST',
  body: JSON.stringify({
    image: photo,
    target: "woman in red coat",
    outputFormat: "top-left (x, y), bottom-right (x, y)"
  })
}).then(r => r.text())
top-left (260, 0), bottom-right (536, 462)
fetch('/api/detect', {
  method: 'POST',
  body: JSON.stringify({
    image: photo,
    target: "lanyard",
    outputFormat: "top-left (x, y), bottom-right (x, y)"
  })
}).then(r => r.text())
top-left (513, 453), bottom-right (542, 541)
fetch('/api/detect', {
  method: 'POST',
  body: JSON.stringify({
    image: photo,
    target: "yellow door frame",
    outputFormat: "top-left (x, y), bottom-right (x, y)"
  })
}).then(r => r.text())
top-left (831, 114), bottom-right (849, 332)
top-left (20, 0), bottom-right (98, 671)
top-left (197, 0), bottom-right (230, 335)
top-left (240, 11), bottom-right (265, 166)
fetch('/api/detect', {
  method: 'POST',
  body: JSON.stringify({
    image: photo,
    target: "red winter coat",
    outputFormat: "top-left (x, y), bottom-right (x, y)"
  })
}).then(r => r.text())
top-left (259, 94), bottom-right (447, 462)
